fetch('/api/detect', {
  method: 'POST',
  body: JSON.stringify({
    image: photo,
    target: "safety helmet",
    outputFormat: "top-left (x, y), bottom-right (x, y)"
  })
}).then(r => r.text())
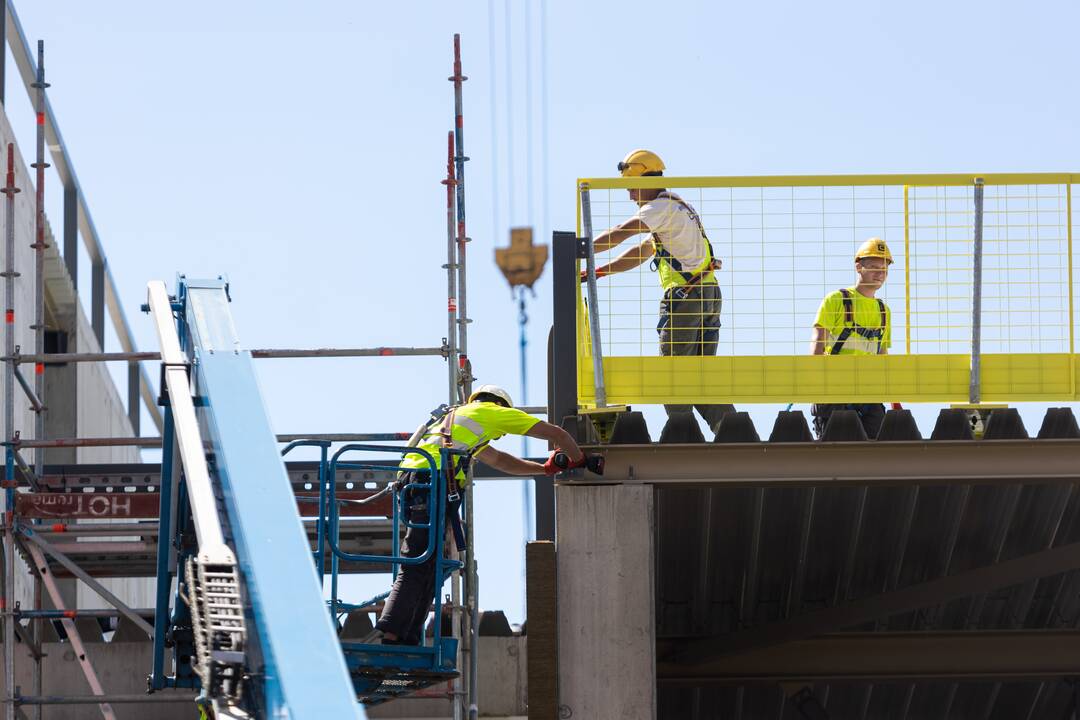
top-left (855, 237), bottom-right (893, 265)
top-left (617, 149), bottom-right (665, 178)
top-left (468, 384), bottom-right (513, 408)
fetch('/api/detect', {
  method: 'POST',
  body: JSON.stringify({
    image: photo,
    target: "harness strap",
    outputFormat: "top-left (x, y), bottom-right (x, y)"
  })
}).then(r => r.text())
top-left (437, 408), bottom-right (463, 501)
top-left (829, 289), bottom-right (888, 355)
top-left (649, 191), bottom-right (720, 286)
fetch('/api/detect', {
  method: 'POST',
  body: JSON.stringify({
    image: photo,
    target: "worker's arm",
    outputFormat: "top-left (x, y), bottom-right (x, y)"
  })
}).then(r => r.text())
top-left (525, 421), bottom-right (584, 462)
top-left (592, 217), bottom-right (650, 254)
top-left (810, 325), bottom-right (827, 355)
top-left (591, 239), bottom-right (655, 280)
top-left (474, 445), bottom-right (546, 476)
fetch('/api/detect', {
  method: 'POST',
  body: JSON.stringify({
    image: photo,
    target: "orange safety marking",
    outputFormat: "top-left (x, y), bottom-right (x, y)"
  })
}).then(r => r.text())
top-left (63, 610), bottom-right (76, 619)
top-left (35, 363), bottom-right (44, 375)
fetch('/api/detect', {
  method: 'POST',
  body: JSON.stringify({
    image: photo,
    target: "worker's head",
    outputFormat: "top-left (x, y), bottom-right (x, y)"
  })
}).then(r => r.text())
top-left (618, 149), bottom-right (665, 204)
top-left (854, 238), bottom-right (892, 289)
top-left (468, 384), bottom-right (513, 408)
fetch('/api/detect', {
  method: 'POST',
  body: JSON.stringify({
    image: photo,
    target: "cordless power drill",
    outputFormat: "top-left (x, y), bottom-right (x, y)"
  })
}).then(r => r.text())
top-left (543, 451), bottom-right (605, 476)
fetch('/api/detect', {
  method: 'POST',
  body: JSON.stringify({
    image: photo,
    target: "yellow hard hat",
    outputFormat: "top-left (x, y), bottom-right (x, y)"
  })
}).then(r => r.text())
top-left (855, 237), bottom-right (893, 265)
top-left (617, 149), bottom-right (665, 177)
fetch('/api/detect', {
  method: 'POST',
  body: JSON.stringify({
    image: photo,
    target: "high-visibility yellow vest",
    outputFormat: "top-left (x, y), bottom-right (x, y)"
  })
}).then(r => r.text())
top-left (399, 401), bottom-right (539, 484)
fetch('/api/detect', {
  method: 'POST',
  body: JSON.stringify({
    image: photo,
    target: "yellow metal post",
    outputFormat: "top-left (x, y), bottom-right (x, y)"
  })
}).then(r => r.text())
top-left (1068, 184), bottom-right (1074, 397)
top-left (904, 185), bottom-right (911, 355)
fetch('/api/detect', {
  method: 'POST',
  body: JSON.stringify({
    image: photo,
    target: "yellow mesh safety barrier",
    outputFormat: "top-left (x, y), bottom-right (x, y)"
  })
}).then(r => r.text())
top-left (576, 173), bottom-right (1079, 406)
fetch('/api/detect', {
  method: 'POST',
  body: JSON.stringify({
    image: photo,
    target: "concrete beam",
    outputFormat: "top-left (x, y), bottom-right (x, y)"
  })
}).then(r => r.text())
top-left (666, 539), bottom-right (1080, 667)
top-left (557, 484), bottom-right (655, 720)
top-left (576, 440), bottom-right (1080, 487)
top-left (658, 631), bottom-right (1080, 683)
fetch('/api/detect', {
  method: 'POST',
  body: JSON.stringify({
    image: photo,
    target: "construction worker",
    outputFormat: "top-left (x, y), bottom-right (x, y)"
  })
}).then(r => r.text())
top-left (366, 384), bottom-right (584, 645)
top-left (809, 238), bottom-right (893, 439)
top-left (585, 149), bottom-right (734, 432)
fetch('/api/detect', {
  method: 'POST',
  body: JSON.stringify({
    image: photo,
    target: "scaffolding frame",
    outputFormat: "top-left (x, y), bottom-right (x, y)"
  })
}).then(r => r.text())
top-left (0, 7), bottom-right (490, 718)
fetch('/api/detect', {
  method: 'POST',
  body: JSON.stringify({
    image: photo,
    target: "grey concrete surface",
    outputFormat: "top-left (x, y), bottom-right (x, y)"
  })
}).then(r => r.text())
top-left (0, 641), bottom-right (194, 720)
top-left (556, 484), bottom-right (656, 720)
top-left (367, 635), bottom-right (527, 718)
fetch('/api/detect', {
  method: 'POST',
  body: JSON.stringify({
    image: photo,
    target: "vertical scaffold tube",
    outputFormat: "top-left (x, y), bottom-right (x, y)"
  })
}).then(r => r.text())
top-left (30, 47), bottom-right (51, 715)
top-left (31, 41), bottom-right (49, 478)
top-left (452, 38), bottom-right (472, 400)
top-left (443, 132), bottom-right (459, 402)
top-left (450, 34), bottom-right (478, 720)
top-left (579, 184), bottom-right (607, 407)
top-left (451, 35), bottom-right (471, 398)
top-left (2, 144), bottom-right (18, 720)
top-left (443, 130), bottom-right (465, 720)
top-left (969, 178), bottom-right (984, 405)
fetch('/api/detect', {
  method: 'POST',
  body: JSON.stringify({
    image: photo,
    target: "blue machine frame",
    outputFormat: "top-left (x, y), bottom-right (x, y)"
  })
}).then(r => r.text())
top-left (148, 278), bottom-right (365, 718)
top-left (147, 277), bottom-right (461, 714)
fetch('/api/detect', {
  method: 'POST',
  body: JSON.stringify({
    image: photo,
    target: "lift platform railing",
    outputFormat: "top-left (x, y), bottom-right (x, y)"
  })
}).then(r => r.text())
top-left (324, 445), bottom-right (464, 661)
top-left (575, 172), bottom-right (1080, 407)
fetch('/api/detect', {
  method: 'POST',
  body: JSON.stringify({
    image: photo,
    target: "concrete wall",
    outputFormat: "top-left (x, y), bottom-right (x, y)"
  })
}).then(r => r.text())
top-left (0, 640), bottom-right (194, 720)
top-left (367, 636), bottom-right (528, 719)
top-left (556, 484), bottom-right (656, 720)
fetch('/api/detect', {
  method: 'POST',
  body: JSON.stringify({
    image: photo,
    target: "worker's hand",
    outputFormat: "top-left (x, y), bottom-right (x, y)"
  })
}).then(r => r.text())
top-left (542, 453), bottom-right (562, 476)
top-left (579, 268), bottom-right (608, 283)
top-left (560, 440), bottom-right (584, 464)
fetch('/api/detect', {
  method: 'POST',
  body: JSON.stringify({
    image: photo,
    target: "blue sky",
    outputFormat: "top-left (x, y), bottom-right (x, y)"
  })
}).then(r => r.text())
top-left (9, 1), bottom-right (1080, 623)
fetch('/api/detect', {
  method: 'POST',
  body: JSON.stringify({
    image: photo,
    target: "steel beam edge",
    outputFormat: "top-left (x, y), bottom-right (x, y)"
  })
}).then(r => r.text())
top-left (575, 440), bottom-right (1080, 486)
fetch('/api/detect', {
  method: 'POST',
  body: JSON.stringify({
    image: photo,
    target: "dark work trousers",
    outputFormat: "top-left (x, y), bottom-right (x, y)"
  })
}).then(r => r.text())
top-left (375, 476), bottom-right (457, 644)
top-left (811, 403), bottom-right (886, 440)
top-left (658, 282), bottom-right (735, 431)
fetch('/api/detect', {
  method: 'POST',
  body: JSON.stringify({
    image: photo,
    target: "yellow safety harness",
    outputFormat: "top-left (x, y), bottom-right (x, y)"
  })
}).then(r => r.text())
top-left (829, 288), bottom-right (887, 355)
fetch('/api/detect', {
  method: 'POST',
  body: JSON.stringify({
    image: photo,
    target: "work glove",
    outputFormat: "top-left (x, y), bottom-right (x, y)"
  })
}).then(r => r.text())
top-left (579, 268), bottom-right (608, 283)
top-left (542, 452), bottom-right (563, 475)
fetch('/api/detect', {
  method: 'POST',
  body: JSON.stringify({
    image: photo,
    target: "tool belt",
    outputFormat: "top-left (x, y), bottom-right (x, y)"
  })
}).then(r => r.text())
top-left (666, 274), bottom-right (719, 301)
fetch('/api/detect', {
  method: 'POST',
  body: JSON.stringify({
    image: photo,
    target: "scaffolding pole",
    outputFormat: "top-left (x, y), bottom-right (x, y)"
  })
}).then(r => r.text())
top-left (2, 142), bottom-right (19, 720)
top-left (29, 39), bottom-right (47, 480)
top-left (4, 345), bottom-right (447, 364)
top-left (442, 128), bottom-right (466, 720)
top-left (28, 46), bottom-right (49, 708)
top-left (444, 131), bottom-right (460, 403)
top-left (450, 33), bottom-right (480, 720)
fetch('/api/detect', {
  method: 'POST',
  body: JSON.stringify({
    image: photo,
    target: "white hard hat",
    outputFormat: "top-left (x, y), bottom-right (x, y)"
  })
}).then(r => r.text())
top-left (468, 384), bottom-right (513, 408)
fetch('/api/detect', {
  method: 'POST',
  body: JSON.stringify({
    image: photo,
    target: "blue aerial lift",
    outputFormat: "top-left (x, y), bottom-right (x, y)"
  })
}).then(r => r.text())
top-left (144, 277), bottom-right (460, 718)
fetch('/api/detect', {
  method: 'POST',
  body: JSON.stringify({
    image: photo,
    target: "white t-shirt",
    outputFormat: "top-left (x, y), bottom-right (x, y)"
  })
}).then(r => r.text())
top-left (633, 193), bottom-right (710, 271)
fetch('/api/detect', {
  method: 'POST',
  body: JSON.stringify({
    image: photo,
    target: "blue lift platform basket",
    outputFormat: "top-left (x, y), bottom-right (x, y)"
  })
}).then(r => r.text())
top-left (145, 277), bottom-right (460, 717)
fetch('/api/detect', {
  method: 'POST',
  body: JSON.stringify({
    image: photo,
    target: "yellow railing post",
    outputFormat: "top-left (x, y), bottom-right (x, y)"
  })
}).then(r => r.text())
top-left (904, 185), bottom-right (911, 355)
top-left (1068, 183), bottom-right (1074, 398)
